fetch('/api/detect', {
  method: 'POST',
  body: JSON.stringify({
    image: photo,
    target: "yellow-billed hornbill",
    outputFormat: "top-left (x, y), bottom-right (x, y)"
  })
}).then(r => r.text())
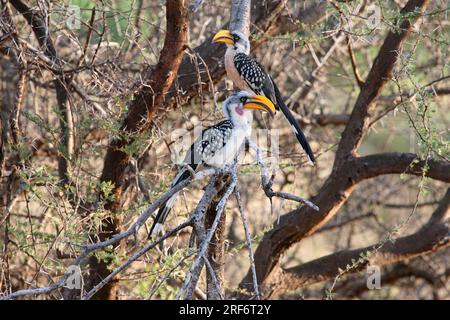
top-left (213, 30), bottom-right (315, 164)
top-left (149, 91), bottom-right (275, 237)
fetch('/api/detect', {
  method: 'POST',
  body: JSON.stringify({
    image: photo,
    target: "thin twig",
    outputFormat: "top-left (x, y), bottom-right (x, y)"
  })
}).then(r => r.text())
top-left (146, 251), bottom-right (195, 300)
top-left (346, 36), bottom-right (365, 87)
top-left (189, 0), bottom-right (206, 12)
top-left (247, 139), bottom-right (319, 212)
top-left (234, 187), bottom-right (260, 300)
top-left (203, 256), bottom-right (224, 300)
top-left (0, 169), bottom-right (214, 300)
top-left (82, 219), bottom-right (194, 300)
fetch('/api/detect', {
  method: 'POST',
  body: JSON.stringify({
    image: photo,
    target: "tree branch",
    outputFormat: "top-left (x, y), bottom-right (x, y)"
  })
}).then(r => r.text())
top-left (9, 0), bottom-right (74, 188)
top-left (238, 0), bottom-right (433, 297)
top-left (87, 0), bottom-right (189, 300)
top-left (204, 177), bottom-right (230, 299)
top-left (334, 0), bottom-right (431, 167)
top-left (334, 261), bottom-right (448, 299)
top-left (238, 150), bottom-right (448, 297)
top-left (262, 188), bottom-right (449, 298)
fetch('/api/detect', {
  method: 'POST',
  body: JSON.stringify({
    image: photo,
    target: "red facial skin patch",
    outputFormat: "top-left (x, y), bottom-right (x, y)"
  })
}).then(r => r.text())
top-left (235, 106), bottom-right (244, 116)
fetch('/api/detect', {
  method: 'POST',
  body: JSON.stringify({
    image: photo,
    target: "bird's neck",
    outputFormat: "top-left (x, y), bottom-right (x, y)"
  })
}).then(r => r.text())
top-left (231, 111), bottom-right (253, 130)
top-left (226, 45), bottom-right (249, 56)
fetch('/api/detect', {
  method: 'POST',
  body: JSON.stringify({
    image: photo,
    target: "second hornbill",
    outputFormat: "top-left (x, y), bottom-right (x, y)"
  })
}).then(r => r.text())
top-left (149, 91), bottom-right (275, 237)
top-left (213, 30), bottom-right (316, 164)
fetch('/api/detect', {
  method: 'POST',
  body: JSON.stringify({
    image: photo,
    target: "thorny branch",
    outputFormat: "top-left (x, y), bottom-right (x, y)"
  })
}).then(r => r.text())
top-left (0, 169), bottom-right (212, 300)
top-left (1, 135), bottom-right (315, 299)
top-left (247, 139), bottom-right (319, 212)
top-left (2, 0), bottom-right (449, 301)
top-left (9, 0), bottom-right (75, 189)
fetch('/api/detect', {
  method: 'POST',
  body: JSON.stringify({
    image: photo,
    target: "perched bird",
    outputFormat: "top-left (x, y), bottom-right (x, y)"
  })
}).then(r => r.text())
top-left (149, 91), bottom-right (275, 237)
top-left (213, 30), bottom-right (316, 164)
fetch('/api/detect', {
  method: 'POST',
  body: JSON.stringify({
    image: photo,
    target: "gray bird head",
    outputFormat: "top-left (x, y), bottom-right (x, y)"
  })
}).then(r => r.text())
top-left (223, 91), bottom-right (275, 125)
top-left (212, 30), bottom-right (250, 54)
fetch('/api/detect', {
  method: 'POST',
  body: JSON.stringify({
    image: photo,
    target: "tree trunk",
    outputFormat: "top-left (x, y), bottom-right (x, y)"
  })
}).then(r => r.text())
top-left (85, 0), bottom-right (189, 300)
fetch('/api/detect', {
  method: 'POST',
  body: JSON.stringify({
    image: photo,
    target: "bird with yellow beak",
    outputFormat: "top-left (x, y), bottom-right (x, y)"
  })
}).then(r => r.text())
top-left (149, 91), bottom-right (275, 237)
top-left (213, 29), bottom-right (316, 165)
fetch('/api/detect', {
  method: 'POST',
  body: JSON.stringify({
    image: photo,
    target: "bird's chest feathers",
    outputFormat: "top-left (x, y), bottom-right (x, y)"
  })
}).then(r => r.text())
top-left (225, 50), bottom-right (253, 92)
top-left (203, 126), bottom-right (248, 168)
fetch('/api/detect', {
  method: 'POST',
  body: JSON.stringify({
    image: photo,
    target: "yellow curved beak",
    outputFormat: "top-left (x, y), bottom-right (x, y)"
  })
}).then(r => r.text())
top-left (243, 95), bottom-right (276, 117)
top-left (212, 30), bottom-right (234, 45)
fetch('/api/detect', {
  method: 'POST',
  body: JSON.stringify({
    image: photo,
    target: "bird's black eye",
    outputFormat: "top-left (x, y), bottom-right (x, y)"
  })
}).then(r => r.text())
top-left (233, 34), bottom-right (240, 42)
top-left (240, 96), bottom-right (247, 103)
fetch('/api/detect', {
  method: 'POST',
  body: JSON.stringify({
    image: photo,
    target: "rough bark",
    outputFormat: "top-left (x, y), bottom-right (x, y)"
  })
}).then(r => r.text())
top-left (263, 188), bottom-right (449, 298)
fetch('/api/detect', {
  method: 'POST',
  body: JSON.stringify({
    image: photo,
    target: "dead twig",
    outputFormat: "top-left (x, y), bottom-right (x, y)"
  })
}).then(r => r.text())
top-left (247, 139), bottom-right (319, 212)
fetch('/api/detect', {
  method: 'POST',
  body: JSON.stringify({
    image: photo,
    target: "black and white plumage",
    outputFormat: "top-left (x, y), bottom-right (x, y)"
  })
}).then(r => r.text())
top-left (196, 120), bottom-right (233, 161)
top-left (234, 53), bottom-right (266, 89)
top-left (149, 91), bottom-right (275, 237)
top-left (213, 30), bottom-right (316, 164)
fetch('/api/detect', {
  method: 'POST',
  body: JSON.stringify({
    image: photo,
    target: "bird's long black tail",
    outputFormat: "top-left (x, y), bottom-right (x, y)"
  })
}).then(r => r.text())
top-left (148, 166), bottom-right (194, 238)
top-left (272, 82), bottom-right (315, 164)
